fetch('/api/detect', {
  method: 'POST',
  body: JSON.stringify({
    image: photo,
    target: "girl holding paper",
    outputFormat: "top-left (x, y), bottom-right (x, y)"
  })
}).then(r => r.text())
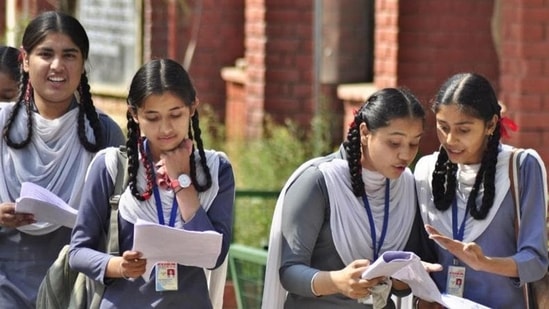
top-left (263, 88), bottom-right (433, 308)
top-left (0, 11), bottom-right (124, 308)
top-left (69, 58), bottom-right (235, 309)
top-left (414, 73), bottom-right (548, 308)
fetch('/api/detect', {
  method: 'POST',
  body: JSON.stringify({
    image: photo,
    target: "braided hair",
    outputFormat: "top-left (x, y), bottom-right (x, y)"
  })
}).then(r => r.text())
top-left (2, 11), bottom-right (103, 152)
top-left (126, 58), bottom-right (212, 201)
top-left (431, 73), bottom-right (501, 219)
top-left (342, 87), bottom-right (425, 197)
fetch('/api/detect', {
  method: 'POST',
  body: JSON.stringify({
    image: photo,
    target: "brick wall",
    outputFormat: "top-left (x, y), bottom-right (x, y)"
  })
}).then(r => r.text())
top-left (146, 0), bottom-right (245, 119)
top-left (375, 0), bottom-right (500, 155)
top-left (0, 2), bottom-right (5, 38)
top-left (263, 0), bottom-right (315, 129)
top-left (498, 0), bottom-right (549, 167)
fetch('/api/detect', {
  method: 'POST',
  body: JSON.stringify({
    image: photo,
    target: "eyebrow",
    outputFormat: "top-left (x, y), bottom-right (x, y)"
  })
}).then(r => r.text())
top-left (35, 47), bottom-right (80, 54)
top-left (436, 119), bottom-right (474, 126)
top-left (388, 132), bottom-right (423, 138)
top-left (143, 106), bottom-right (185, 114)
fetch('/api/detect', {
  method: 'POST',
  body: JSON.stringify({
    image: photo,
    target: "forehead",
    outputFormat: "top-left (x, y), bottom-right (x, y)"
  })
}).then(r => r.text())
top-left (375, 117), bottom-right (423, 137)
top-left (435, 104), bottom-right (482, 123)
top-left (139, 92), bottom-right (188, 112)
top-left (31, 32), bottom-right (81, 53)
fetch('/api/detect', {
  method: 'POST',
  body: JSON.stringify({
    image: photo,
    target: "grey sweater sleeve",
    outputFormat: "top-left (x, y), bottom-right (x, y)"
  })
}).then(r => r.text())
top-left (279, 166), bottom-right (330, 297)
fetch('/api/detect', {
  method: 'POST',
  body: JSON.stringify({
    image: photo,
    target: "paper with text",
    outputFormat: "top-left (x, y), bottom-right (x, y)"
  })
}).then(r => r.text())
top-left (15, 182), bottom-right (77, 228)
top-left (132, 218), bottom-right (223, 281)
top-left (361, 251), bottom-right (489, 309)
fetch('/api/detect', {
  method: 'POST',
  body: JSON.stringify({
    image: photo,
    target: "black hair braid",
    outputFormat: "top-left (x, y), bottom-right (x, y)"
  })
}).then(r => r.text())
top-left (4, 74), bottom-right (33, 148)
top-left (343, 117), bottom-right (365, 197)
top-left (126, 112), bottom-right (152, 201)
top-left (126, 112), bottom-right (142, 199)
top-left (432, 148), bottom-right (458, 211)
top-left (468, 124), bottom-right (501, 219)
top-left (77, 73), bottom-right (103, 152)
top-left (189, 111), bottom-right (212, 192)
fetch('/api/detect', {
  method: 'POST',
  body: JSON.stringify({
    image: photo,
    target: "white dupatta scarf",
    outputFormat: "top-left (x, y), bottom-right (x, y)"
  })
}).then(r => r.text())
top-left (414, 144), bottom-right (549, 242)
top-left (262, 157), bottom-right (416, 309)
top-left (117, 149), bottom-right (222, 227)
top-left (320, 159), bottom-right (415, 265)
top-left (0, 103), bottom-right (95, 235)
top-left (101, 147), bottom-right (228, 309)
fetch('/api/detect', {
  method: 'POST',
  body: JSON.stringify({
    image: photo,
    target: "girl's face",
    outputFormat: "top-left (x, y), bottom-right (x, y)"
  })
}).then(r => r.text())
top-left (0, 71), bottom-right (19, 101)
top-left (360, 117), bottom-right (423, 179)
top-left (132, 92), bottom-right (196, 160)
top-left (23, 32), bottom-right (84, 116)
top-left (435, 104), bottom-right (497, 165)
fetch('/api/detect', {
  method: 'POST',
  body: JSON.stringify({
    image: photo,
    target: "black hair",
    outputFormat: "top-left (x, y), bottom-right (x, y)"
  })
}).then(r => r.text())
top-left (2, 11), bottom-right (103, 152)
top-left (0, 46), bottom-right (21, 83)
top-left (343, 87), bottom-right (425, 197)
top-left (126, 58), bottom-right (212, 201)
top-left (431, 73), bottom-right (501, 219)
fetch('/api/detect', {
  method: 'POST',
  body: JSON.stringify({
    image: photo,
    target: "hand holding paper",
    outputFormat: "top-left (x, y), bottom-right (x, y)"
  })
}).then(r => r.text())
top-left (15, 182), bottom-right (77, 228)
top-left (361, 251), bottom-right (489, 309)
top-left (132, 219), bottom-right (223, 281)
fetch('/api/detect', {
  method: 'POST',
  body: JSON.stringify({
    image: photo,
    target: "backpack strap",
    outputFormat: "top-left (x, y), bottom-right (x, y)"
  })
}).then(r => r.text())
top-left (88, 146), bottom-right (129, 308)
top-left (107, 146), bottom-right (128, 256)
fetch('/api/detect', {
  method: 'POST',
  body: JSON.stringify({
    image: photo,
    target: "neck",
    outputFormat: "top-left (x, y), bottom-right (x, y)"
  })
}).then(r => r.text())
top-left (146, 142), bottom-right (162, 163)
top-left (33, 96), bottom-right (73, 120)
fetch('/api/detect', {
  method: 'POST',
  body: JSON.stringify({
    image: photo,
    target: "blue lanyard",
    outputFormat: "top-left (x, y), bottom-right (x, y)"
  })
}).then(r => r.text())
top-left (452, 199), bottom-right (467, 241)
top-left (145, 141), bottom-right (179, 227)
top-left (361, 178), bottom-right (390, 260)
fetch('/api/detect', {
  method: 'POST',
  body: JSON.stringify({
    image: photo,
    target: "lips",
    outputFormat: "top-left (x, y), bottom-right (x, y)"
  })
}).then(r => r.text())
top-left (445, 147), bottom-right (463, 154)
top-left (47, 76), bottom-right (66, 83)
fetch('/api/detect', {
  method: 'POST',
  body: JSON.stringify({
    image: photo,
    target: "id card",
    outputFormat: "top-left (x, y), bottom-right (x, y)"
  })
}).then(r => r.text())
top-left (446, 265), bottom-right (465, 297)
top-left (155, 262), bottom-right (178, 291)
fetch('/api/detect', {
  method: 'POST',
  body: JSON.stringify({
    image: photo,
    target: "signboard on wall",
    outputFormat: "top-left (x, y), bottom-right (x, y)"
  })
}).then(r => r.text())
top-left (77, 0), bottom-right (142, 96)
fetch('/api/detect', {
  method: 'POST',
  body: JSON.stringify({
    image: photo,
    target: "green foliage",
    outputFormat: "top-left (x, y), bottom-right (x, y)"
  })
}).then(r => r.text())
top-left (199, 104), bottom-right (337, 247)
top-left (225, 117), bottom-right (312, 247)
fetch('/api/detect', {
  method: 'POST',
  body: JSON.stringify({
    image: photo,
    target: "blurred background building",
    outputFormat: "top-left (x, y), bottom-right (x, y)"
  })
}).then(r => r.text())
top-left (2, 0), bottom-right (548, 165)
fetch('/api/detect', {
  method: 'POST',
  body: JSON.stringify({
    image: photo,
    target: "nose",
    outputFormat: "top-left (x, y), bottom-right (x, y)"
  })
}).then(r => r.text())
top-left (445, 132), bottom-right (458, 145)
top-left (160, 119), bottom-right (174, 133)
top-left (398, 147), bottom-right (414, 162)
top-left (50, 56), bottom-right (62, 70)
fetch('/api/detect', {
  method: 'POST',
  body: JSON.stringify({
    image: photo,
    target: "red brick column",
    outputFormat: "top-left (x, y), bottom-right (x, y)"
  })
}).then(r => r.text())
top-left (244, 0), bottom-right (267, 139)
top-left (374, 0), bottom-right (399, 89)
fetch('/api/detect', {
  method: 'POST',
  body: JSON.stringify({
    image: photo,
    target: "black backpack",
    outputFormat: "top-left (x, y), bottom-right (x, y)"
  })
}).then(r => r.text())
top-left (36, 146), bottom-right (128, 309)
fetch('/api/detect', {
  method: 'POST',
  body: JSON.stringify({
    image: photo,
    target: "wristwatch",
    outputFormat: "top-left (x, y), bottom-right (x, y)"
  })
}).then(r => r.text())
top-left (170, 174), bottom-right (192, 190)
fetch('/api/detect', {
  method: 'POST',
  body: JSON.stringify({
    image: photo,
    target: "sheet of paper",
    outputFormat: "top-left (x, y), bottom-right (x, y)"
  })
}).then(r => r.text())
top-left (132, 218), bottom-right (223, 281)
top-left (361, 251), bottom-right (489, 309)
top-left (15, 182), bottom-right (77, 228)
top-left (441, 294), bottom-right (490, 309)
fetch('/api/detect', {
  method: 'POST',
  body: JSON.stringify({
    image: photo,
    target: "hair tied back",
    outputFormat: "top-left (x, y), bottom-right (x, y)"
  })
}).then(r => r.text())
top-left (499, 116), bottom-right (518, 139)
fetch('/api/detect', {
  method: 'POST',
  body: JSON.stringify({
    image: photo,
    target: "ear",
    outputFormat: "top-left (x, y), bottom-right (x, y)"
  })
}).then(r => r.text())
top-left (190, 97), bottom-right (200, 116)
top-left (487, 115), bottom-right (499, 135)
top-left (128, 106), bottom-right (139, 123)
top-left (359, 122), bottom-right (369, 145)
top-left (21, 50), bottom-right (30, 73)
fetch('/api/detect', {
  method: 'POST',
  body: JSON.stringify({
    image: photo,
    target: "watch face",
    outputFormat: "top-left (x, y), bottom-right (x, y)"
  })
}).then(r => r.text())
top-left (177, 174), bottom-right (192, 188)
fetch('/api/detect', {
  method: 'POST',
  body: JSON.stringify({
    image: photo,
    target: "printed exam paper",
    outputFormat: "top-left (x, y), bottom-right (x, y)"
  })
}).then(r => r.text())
top-left (132, 218), bottom-right (223, 280)
top-left (361, 251), bottom-right (489, 309)
top-left (15, 182), bottom-right (77, 228)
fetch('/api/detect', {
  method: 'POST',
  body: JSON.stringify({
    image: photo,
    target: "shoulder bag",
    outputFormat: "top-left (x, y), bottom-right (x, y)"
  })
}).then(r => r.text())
top-left (36, 146), bottom-right (128, 309)
top-left (509, 149), bottom-right (549, 309)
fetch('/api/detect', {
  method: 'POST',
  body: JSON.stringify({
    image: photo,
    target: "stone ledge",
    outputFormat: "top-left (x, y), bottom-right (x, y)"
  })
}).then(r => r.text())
top-left (221, 67), bottom-right (246, 84)
top-left (337, 82), bottom-right (377, 102)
